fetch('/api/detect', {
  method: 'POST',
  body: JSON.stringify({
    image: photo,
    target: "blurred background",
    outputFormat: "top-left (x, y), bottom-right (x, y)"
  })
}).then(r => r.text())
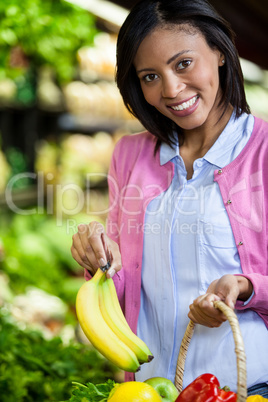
top-left (0, 0), bottom-right (267, 401)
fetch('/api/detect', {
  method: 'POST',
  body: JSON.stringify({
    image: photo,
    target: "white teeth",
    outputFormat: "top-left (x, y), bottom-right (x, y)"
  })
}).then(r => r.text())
top-left (171, 96), bottom-right (198, 111)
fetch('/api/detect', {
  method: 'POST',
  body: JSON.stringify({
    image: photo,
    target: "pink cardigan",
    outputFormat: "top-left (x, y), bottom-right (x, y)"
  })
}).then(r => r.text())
top-left (85, 116), bottom-right (268, 380)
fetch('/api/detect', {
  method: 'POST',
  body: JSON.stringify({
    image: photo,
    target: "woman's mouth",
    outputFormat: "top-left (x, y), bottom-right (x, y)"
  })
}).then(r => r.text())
top-left (168, 95), bottom-right (200, 117)
top-left (170, 95), bottom-right (198, 111)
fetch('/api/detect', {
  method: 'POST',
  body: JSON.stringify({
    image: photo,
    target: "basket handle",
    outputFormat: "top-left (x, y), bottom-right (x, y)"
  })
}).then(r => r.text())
top-left (174, 300), bottom-right (247, 402)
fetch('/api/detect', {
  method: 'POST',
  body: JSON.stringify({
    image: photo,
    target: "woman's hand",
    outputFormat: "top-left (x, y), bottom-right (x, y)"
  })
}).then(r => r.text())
top-left (71, 221), bottom-right (122, 278)
top-left (188, 274), bottom-right (253, 327)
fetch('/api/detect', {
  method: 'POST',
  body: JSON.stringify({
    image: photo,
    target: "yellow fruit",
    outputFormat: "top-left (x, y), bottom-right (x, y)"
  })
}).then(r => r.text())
top-left (99, 276), bottom-right (154, 364)
top-left (76, 269), bottom-right (140, 372)
top-left (107, 381), bottom-right (162, 402)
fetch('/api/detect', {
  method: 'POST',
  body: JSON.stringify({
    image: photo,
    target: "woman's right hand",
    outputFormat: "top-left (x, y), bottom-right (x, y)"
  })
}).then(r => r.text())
top-left (71, 221), bottom-right (122, 278)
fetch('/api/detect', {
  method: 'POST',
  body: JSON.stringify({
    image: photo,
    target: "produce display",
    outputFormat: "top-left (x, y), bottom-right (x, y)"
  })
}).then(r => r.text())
top-left (0, 0), bottom-right (97, 108)
top-left (77, 32), bottom-right (117, 82)
top-left (68, 375), bottom-right (268, 401)
top-left (0, 213), bottom-right (85, 304)
top-left (63, 79), bottom-right (133, 120)
top-left (34, 131), bottom-right (119, 221)
top-left (35, 131), bottom-right (114, 186)
top-left (76, 268), bottom-right (153, 372)
top-left (65, 32), bottom-right (134, 120)
top-left (67, 376), bottom-right (179, 401)
top-left (0, 310), bottom-right (118, 402)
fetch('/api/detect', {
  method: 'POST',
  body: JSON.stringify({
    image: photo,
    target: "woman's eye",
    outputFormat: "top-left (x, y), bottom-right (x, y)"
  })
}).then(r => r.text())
top-left (177, 59), bottom-right (192, 70)
top-left (143, 73), bottom-right (158, 82)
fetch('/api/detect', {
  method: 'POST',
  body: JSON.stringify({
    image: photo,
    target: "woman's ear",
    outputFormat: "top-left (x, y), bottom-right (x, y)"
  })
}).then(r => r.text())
top-left (218, 53), bottom-right (225, 66)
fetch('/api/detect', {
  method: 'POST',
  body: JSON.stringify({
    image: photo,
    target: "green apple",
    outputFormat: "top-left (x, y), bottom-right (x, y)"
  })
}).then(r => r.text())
top-left (144, 377), bottom-right (179, 402)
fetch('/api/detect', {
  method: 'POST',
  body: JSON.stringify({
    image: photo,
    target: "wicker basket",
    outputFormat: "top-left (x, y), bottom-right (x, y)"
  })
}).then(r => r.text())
top-left (175, 300), bottom-right (247, 402)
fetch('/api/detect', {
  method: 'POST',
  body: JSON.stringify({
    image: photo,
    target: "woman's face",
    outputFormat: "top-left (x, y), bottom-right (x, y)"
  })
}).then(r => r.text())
top-left (134, 25), bottom-right (224, 133)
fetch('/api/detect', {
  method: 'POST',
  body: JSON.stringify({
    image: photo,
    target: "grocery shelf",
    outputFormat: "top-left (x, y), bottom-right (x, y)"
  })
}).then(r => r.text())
top-left (57, 113), bottom-right (143, 134)
top-left (0, 185), bottom-right (39, 211)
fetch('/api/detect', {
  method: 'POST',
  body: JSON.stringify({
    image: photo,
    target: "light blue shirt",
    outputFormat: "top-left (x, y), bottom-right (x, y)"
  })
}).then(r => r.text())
top-left (136, 113), bottom-right (268, 390)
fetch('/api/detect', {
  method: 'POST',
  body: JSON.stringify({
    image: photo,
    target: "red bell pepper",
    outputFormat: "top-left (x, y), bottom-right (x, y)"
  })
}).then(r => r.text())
top-left (175, 373), bottom-right (237, 402)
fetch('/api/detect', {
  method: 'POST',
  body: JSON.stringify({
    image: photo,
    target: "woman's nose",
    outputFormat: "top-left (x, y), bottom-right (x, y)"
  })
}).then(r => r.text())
top-left (161, 76), bottom-right (185, 99)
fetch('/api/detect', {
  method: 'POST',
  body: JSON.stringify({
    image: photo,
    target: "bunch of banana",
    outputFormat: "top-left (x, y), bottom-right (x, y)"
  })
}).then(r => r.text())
top-left (76, 268), bottom-right (154, 372)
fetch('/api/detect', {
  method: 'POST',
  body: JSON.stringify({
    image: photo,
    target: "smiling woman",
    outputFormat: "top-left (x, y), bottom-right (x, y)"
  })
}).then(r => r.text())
top-left (115, 0), bottom-right (250, 150)
top-left (71, 0), bottom-right (268, 397)
top-left (133, 26), bottom-right (225, 133)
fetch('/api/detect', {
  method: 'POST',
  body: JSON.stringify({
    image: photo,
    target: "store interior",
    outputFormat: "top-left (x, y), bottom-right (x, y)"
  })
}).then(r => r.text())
top-left (0, 1), bottom-right (267, 400)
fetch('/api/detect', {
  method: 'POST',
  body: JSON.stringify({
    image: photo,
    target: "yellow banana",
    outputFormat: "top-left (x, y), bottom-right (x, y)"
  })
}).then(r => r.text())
top-left (76, 268), bottom-right (140, 372)
top-left (99, 274), bottom-right (154, 364)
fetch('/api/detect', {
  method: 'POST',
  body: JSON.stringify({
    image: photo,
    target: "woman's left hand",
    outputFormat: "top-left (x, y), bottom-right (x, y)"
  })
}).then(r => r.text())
top-left (188, 274), bottom-right (253, 327)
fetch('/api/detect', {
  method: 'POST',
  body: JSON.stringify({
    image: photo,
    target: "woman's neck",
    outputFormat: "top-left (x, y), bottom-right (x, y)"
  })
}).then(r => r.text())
top-left (179, 105), bottom-right (234, 179)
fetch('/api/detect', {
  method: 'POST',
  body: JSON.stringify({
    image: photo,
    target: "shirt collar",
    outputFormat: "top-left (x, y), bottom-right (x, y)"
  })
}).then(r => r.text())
top-left (202, 111), bottom-right (246, 168)
top-left (160, 111), bottom-right (248, 168)
top-left (160, 140), bottom-right (179, 165)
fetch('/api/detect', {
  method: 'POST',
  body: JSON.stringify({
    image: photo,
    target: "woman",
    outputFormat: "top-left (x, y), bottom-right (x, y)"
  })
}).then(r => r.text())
top-left (71, 0), bottom-right (268, 396)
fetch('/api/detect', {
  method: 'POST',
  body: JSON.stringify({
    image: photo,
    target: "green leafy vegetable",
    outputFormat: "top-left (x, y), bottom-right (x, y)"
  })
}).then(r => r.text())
top-left (0, 212), bottom-right (84, 310)
top-left (0, 310), bottom-right (118, 402)
top-left (0, 0), bottom-right (97, 84)
top-left (67, 380), bottom-right (116, 402)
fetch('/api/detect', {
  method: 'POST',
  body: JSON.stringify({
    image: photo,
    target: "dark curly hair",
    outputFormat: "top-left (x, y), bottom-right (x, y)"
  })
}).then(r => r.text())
top-left (116, 0), bottom-right (250, 148)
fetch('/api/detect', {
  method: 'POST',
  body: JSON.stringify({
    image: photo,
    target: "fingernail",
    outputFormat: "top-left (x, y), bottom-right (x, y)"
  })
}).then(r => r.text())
top-left (99, 258), bottom-right (106, 267)
top-left (108, 268), bottom-right (115, 278)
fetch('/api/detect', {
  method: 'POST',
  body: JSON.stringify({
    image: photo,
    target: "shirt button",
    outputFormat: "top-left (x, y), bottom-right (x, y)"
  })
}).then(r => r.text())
top-left (218, 169), bottom-right (223, 174)
top-left (238, 241), bottom-right (243, 246)
top-left (227, 200), bottom-right (232, 204)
